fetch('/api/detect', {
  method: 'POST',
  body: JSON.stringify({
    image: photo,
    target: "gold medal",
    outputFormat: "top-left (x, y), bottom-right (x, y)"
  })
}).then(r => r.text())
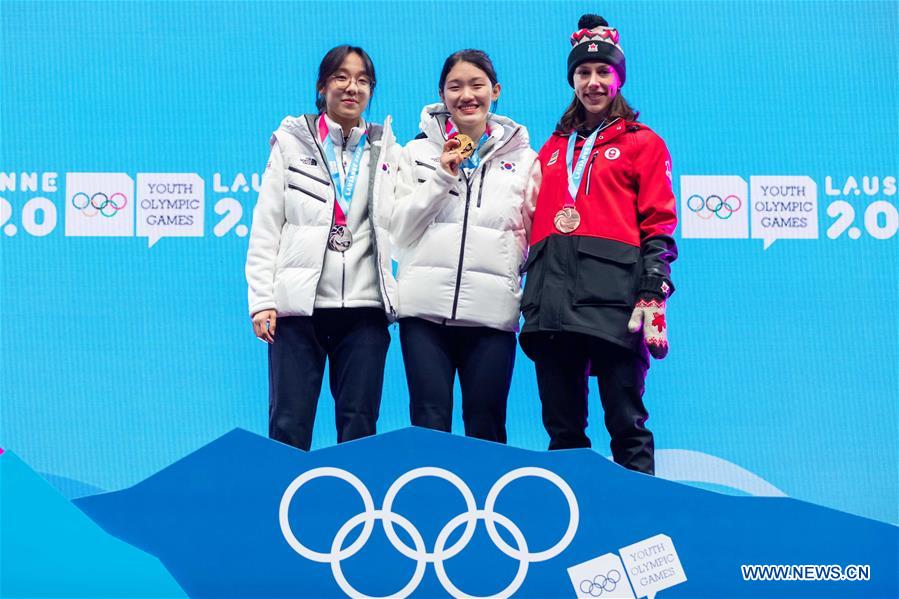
top-left (455, 134), bottom-right (475, 159)
top-left (554, 206), bottom-right (581, 233)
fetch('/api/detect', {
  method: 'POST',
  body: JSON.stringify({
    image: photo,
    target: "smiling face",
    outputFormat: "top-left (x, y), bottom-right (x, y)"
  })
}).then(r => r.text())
top-left (573, 61), bottom-right (621, 121)
top-left (319, 52), bottom-right (372, 126)
top-left (440, 60), bottom-right (500, 132)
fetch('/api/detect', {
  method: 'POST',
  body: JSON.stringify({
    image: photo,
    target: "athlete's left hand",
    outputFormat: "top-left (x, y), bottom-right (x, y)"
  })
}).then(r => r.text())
top-left (628, 299), bottom-right (668, 359)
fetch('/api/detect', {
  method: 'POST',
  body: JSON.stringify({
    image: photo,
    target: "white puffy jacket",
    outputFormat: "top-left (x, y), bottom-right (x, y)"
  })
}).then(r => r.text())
top-left (246, 114), bottom-right (399, 320)
top-left (391, 104), bottom-right (541, 332)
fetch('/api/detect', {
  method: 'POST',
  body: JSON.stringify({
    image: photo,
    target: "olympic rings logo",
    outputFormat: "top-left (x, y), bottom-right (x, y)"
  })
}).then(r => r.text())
top-left (580, 570), bottom-right (623, 596)
top-left (686, 194), bottom-right (742, 220)
top-left (71, 192), bottom-right (128, 218)
top-left (279, 466), bottom-right (579, 598)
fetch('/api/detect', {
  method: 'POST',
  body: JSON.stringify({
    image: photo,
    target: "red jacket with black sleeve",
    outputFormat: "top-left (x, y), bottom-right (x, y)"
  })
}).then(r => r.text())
top-left (520, 119), bottom-right (678, 356)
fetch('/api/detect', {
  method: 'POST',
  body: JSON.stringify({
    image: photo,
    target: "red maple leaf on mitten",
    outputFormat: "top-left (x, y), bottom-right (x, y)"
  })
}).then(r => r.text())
top-left (651, 312), bottom-right (666, 333)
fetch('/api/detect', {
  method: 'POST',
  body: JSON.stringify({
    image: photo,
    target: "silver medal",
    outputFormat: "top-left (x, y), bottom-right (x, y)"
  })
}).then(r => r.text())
top-left (328, 225), bottom-right (353, 252)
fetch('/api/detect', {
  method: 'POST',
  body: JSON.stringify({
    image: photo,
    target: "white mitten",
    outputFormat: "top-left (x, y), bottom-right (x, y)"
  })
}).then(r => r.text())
top-left (627, 299), bottom-right (668, 359)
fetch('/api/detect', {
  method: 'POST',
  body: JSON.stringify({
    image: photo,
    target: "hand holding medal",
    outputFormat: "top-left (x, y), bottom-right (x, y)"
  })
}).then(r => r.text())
top-left (440, 137), bottom-right (469, 176)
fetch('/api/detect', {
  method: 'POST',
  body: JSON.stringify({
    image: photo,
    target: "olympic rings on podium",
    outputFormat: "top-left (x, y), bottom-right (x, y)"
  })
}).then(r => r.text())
top-left (279, 465), bottom-right (580, 598)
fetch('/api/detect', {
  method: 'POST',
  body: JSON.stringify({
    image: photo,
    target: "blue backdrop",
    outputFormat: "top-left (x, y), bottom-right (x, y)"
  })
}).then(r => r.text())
top-left (1, 1), bottom-right (896, 525)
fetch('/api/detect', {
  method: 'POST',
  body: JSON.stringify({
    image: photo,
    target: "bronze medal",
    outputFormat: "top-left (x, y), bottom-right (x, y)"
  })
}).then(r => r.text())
top-left (553, 206), bottom-right (581, 233)
top-left (455, 134), bottom-right (475, 159)
top-left (327, 225), bottom-right (353, 252)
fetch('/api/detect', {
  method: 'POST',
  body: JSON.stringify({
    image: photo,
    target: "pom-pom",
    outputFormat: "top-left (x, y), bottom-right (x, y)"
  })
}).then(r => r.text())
top-left (578, 14), bottom-right (609, 29)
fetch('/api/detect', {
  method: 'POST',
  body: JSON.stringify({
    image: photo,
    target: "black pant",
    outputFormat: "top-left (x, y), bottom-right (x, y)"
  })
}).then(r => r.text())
top-left (268, 308), bottom-right (390, 451)
top-left (399, 317), bottom-right (515, 443)
top-left (524, 332), bottom-right (654, 474)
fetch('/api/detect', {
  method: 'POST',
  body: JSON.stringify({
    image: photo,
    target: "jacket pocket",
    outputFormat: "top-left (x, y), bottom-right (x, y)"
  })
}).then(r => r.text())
top-left (288, 165), bottom-right (330, 186)
top-left (288, 183), bottom-right (327, 203)
top-left (573, 237), bottom-right (639, 307)
top-left (520, 240), bottom-right (547, 310)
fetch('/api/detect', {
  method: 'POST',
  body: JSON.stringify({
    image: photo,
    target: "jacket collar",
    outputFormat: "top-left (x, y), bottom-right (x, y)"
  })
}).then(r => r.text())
top-left (417, 102), bottom-right (530, 158)
top-left (559, 118), bottom-right (636, 144)
top-left (320, 113), bottom-right (367, 151)
top-left (277, 114), bottom-right (367, 152)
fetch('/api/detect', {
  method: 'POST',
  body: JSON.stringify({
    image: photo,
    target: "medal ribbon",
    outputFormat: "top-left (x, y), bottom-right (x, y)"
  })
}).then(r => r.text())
top-left (565, 125), bottom-right (601, 206)
top-left (446, 119), bottom-right (490, 170)
top-left (319, 115), bottom-right (367, 226)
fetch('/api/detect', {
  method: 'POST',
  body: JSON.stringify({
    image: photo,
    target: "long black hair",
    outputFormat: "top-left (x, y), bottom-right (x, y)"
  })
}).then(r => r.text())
top-left (315, 45), bottom-right (377, 112)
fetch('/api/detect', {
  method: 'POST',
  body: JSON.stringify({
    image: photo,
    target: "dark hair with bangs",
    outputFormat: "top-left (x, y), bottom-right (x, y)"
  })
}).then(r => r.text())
top-left (438, 49), bottom-right (498, 92)
top-left (315, 45), bottom-right (377, 112)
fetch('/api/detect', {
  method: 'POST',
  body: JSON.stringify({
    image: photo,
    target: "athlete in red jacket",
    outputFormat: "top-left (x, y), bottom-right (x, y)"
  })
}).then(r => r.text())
top-left (520, 14), bottom-right (678, 474)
